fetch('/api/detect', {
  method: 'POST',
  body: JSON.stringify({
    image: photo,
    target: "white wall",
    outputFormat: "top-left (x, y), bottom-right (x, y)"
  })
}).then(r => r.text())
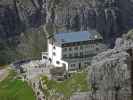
top-left (48, 40), bottom-right (68, 70)
top-left (48, 43), bottom-right (54, 60)
top-left (48, 43), bottom-right (62, 62)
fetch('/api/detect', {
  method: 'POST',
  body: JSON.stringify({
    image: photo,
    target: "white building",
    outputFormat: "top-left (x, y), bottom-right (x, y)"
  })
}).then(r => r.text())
top-left (42, 31), bottom-right (107, 71)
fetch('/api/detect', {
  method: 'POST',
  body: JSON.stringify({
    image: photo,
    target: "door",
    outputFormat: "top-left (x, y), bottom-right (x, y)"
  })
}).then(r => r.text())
top-left (79, 63), bottom-right (81, 70)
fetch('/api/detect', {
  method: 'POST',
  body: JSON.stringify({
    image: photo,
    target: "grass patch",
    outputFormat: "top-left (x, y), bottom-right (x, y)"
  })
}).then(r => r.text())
top-left (0, 70), bottom-right (36, 100)
top-left (42, 72), bottom-right (90, 97)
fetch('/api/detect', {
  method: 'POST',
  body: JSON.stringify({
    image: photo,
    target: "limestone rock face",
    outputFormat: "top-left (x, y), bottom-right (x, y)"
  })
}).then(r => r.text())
top-left (0, 0), bottom-right (133, 44)
top-left (46, 0), bottom-right (133, 45)
top-left (1, 0), bottom-right (133, 64)
top-left (0, 0), bottom-right (46, 39)
top-left (89, 34), bottom-right (133, 100)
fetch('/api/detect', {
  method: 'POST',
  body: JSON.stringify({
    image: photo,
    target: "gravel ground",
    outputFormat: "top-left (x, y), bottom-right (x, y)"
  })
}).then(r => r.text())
top-left (0, 68), bottom-right (9, 81)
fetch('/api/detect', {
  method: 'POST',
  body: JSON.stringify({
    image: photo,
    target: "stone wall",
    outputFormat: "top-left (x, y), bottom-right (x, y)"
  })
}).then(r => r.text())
top-left (88, 34), bottom-right (133, 100)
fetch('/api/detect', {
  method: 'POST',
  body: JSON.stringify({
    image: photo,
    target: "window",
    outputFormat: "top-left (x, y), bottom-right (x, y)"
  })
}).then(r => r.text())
top-left (63, 54), bottom-right (67, 58)
top-left (74, 46), bottom-right (78, 50)
top-left (69, 47), bottom-right (72, 51)
top-left (80, 46), bottom-right (83, 50)
top-left (85, 45), bottom-right (88, 48)
top-left (90, 44), bottom-right (94, 48)
top-left (92, 45), bottom-right (94, 48)
top-left (56, 61), bottom-right (60, 64)
top-left (84, 62), bottom-right (91, 66)
top-left (63, 48), bottom-right (67, 51)
top-left (53, 52), bottom-right (56, 56)
top-left (69, 53), bottom-right (72, 57)
top-left (53, 46), bottom-right (56, 49)
top-left (84, 62), bottom-right (88, 65)
top-left (49, 58), bottom-right (52, 63)
top-left (71, 64), bottom-right (75, 67)
top-left (74, 53), bottom-right (78, 57)
top-left (43, 56), bottom-right (47, 59)
top-left (80, 52), bottom-right (83, 56)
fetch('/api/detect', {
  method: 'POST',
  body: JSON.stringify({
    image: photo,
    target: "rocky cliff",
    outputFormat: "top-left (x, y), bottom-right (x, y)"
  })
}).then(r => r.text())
top-left (0, 0), bottom-right (133, 43)
top-left (0, 0), bottom-right (46, 39)
top-left (89, 30), bottom-right (133, 100)
top-left (1, 0), bottom-right (133, 64)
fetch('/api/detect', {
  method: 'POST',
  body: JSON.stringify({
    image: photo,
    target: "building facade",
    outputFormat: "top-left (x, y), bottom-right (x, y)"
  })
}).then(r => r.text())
top-left (42, 31), bottom-right (107, 71)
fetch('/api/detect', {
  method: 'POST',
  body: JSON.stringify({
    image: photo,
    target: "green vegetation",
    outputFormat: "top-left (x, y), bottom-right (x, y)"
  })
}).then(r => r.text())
top-left (0, 39), bottom-right (18, 65)
top-left (0, 26), bottom-right (47, 65)
top-left (42, 72), bottom-right (90, 98)
top-left (0, 70), bottom-right (36, 100)
top-left (127, 29), bottom-right (133, 40)
top-left (17, 27), bottom-right (47, 59)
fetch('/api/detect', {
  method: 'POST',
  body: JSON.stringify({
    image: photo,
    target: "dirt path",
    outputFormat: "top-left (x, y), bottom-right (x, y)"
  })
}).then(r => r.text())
top-left (0, 68), bottom-right (9, 82)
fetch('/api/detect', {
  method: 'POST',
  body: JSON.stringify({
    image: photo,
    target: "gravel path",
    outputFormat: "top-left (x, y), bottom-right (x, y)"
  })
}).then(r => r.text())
top-left (0, 68), bottom-right (9, 82)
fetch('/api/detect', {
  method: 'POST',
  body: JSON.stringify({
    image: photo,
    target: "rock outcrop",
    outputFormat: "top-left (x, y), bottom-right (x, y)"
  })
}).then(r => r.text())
top-left (0, 0), bottom-right (46, 39)
top-left (0, 0), bottom-right (133, 43)
top-left (89, 32), bottom-right (133, 100)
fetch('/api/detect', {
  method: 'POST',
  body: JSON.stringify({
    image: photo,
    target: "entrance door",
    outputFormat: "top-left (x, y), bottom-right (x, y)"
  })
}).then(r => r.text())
top-left (79, 63), bottom-right (81, 70)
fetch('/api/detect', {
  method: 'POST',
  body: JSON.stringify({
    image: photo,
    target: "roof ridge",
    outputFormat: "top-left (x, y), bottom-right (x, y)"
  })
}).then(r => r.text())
top-left (56, 31), bottom-right (89, 34)
top-left (54, 31), bottom-right (102, 44)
